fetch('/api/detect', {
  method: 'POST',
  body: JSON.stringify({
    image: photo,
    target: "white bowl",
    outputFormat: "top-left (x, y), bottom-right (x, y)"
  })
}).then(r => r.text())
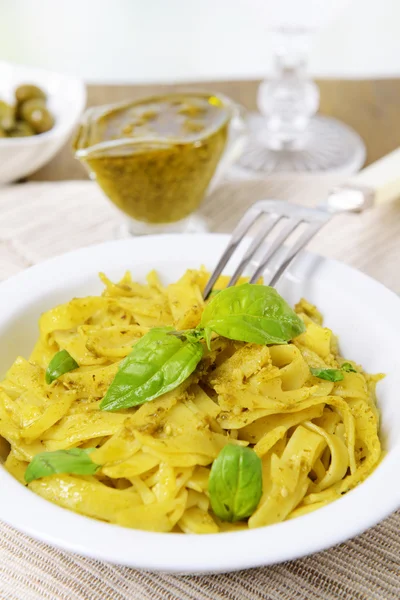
top-left (0, 234), bottom-right (399, 574)
top-left (0, 61), bottom-right (86, 183)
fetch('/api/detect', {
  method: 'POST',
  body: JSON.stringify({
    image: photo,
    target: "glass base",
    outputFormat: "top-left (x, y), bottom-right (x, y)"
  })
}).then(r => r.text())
top-left (119, 214), bottom-right (209, 236)
top-left (235, 114), bottom-right (366, 176)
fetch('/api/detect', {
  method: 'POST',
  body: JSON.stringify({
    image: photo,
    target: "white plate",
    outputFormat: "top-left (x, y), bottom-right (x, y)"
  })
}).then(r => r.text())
top-left (0, 234), bottom-right (399, 574)
top-left (0, 61), bottom-right (86, 184)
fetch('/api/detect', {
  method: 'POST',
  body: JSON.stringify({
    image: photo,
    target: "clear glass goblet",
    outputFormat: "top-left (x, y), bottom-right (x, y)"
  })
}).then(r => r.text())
top-left (236, 1), bottom-right (365, 176)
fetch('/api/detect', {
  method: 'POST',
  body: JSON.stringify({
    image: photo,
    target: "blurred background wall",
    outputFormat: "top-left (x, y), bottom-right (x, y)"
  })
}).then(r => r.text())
top-left (1, 0), bottom-right (399, 82)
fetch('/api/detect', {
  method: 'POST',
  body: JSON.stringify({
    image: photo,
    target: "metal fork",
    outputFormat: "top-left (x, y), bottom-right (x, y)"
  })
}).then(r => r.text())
top-left (203, 148), bottom-right (400, 298)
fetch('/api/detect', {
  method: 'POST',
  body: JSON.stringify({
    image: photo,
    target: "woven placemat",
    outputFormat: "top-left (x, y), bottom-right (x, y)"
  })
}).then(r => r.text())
top-left (0, 179), bottom-right (399, 600)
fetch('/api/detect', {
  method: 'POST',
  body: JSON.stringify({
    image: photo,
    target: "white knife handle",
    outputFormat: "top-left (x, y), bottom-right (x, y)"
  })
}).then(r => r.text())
top-left (348, 148), bottom-right (400, 206)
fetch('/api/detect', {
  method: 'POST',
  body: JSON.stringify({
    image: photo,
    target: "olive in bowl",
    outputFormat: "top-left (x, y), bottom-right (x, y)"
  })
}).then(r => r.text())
top-left (0, 61), bottom-right (86, 183)
top-left (19, 99), bottom-right (54, 134)
top-left (0, 83), bottom-right (55, 138)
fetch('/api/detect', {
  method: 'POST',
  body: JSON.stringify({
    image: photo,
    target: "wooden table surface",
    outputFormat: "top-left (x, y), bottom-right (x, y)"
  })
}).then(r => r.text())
top-left (29, 78), bottom-right (400, 182)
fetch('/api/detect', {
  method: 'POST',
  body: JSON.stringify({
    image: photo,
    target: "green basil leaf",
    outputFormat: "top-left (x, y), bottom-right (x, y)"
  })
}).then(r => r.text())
top-left (200, 283), bottom-right (305, 345)
top-left (341, 362), bottom-right (357, 373)
top-left (45, 349), bottom-right (79, 384)
top-left (24, 448), bottom-right (99, 483)
top-left (310, 367), bottom-right (344, 382)
top-left (208, 445), bottom-right (263, 522)
top-left (100, 327), bottom-right (203, 411)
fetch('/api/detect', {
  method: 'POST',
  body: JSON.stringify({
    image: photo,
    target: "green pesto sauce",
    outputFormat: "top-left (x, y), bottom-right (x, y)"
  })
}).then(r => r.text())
top-left (74, 94), bottom-right (230, 224)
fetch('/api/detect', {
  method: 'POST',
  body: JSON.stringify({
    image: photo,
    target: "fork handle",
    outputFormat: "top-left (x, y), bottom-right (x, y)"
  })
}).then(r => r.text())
top-left (327, 148), bottom-right (400, 212)
top-left (349, 147), bottom-right (400, 206)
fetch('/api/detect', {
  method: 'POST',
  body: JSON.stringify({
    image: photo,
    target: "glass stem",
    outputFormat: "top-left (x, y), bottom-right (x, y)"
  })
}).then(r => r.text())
top-left (257, 29), bottom-right (319, 150)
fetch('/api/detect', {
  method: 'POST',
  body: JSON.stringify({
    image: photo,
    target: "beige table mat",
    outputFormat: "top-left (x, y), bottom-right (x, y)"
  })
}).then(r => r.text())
top-left (0, 179), bottom-right (399, 600)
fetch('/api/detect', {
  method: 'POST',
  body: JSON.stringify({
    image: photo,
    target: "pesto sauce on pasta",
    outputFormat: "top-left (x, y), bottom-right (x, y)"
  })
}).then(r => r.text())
top-left (0, 269), bottom-right (383, 533)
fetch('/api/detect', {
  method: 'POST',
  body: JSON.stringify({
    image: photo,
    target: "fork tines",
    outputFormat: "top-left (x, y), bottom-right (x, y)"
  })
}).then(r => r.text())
top-left (203, 200), bottom-right (330, 298)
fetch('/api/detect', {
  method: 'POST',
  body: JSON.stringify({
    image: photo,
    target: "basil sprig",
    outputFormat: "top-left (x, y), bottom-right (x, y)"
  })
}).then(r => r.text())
top-left (208, 445), bottom-right (263, 522)
top-left (24, 448), bottom-right (99, 483)
top-left (100, 327), bottom-right (204, 411)
top-left (45, 349), bottom-right (79, 384)
top-left (310, 362), bottom-right (357, 382)
top-left (200, 283), bottom-right (305, 346)
top-left (99, 285), bottom-right (305, 412)
top-left (310, 367), bottom-right (344, 382)
top-left (341, 362), bottom-right (357, 373)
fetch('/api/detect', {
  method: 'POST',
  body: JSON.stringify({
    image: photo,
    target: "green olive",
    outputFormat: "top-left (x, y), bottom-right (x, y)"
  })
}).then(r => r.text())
top-left (16, 96), bottom-right (46, 119)
top-left (15, 84), bottom-right (46, 105)
top-left (8, 121), bottom-right (35, 137)
top-left (0, 100), bottom-right (15, 131)
top-left (19, 97), bottom-right (46, 118)
top-left (19, 99), bottom-right (54, 134)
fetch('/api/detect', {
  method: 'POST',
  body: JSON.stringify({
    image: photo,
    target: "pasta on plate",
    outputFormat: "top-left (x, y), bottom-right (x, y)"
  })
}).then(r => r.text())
top-left (0, 268), bottom-right (382, 533)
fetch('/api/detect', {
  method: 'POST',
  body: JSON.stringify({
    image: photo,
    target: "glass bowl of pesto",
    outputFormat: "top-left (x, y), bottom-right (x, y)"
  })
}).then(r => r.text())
top-left (73, 92), bottom-right (247, 235)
